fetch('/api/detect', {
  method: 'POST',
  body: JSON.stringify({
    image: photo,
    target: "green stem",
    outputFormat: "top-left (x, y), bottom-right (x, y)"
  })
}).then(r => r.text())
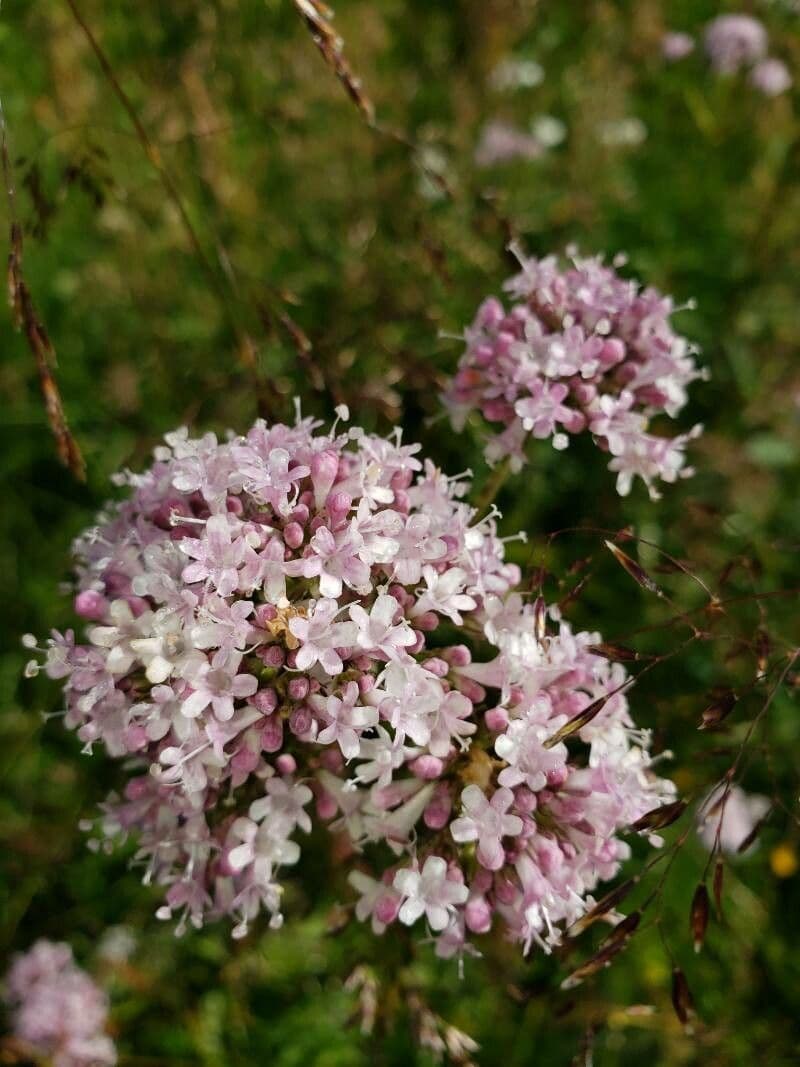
top-left (474, 458), bottom-right (512, 514)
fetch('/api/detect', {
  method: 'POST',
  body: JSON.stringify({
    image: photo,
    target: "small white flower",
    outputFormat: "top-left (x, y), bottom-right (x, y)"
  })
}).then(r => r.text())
top-left (393, 856), bottom-right (469, 931)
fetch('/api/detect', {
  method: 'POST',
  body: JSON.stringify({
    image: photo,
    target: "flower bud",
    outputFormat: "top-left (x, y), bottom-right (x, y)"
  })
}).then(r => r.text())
top-left (424, 657), bottom-right (449, 678)
top-left (288, 503), bottom-right (310, 526)
top-left (423, 785), bottom-right (452, 829)
top-left (465, 895), bottom-right (492, 934)
top-left (254, 604), bottom-right (277, 626)
top-left (410, 755), bottom-right (444, 780)
top-left (275, 753), bottom-right (297, 775)
top-left (311, 450), bottom-right (339, 509)
top-left (485, 706), bottom-right (509, 732)
top-left (259, 645), bottom-right (285, 668)
top-left (316, 788), bottom-right (337, 820)
top-left (445, 644), bottom-right (471, 668)
top-left (260, 715), bottom-right (283, 752)
top-left (288, 677), bottom-right (310, 701)
top-left (253, 688), bottom-right (278, 715)
top-left (327, 492), bottom-right (352, 522)
top-left (74, 590), bottom-right (108, 620)
top-left (283, 522), bottom-right (304, 549)
top-left (289, 705), bottom-right (313, 738)
top-left (375, 894), bottom-right (400, 925)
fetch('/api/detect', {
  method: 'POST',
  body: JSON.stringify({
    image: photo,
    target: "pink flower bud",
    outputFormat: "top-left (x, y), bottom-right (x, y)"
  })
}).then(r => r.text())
top-left (485, 706), bottom-right (509, 732)
top-left (414, 611), bottom-right (439, 632)
top-left (284, 522), bottom-right (304, 549)
top-left (388, 585), bottom-right (412, 607)
top-left (311, 450), bottom-right (339, 508)
top-left (232, 746), bottom-right (259, 775)
top-left (477, 297), bottom-right (504, 329)
top-left (445, 644), bottom-right (472, 667)
top-left (253, 688), bottom-right (278, 715)
top-left (601, 337), bottom-right (626, 366)
top-left (392, 489), bottom-right (410, 513)
top-left (125, 596), bottom-right (150, 617)
top-left (260, 715), bottom-right (284, 753)
top-left (410, 755), bottom-right (444, 780)
top-left (316, 789), bottom-right (337, 820)
top-left (472, 868), bottom-right (493, 894)
top-left (288, 677), bottom-right (309, 701)
top-left (319, 748), bottom-right (344, 772)
top-left (408, 631), bottom-right (426, 654)
top-left (124, 724), bottom-right (148, 750)
top-left (474, 343), bottom-right (496, 368)
top-left (357, 674), bottom-right (375, 695)
top-left (457, 677), bottom-right (486, 703)
top-left (494, 877), bottom-right (517, 905)
top-left (423, 657), bottom-right (448, 677)
top-left (465, 895), bottom-right (492, 934)
top-left (513, 787), bottom-right (537, 814)
top-left (126, 777), bottom-right (150, 801)
top-left (375, 894), bottom-right (400, 925)
top-left (289, 705), bottom-right (313, 738)
top-left (390, 469), bottom-right (413, 492)
top-left (74, 590), bottom-right (108, 620)
top-left (289, 503), bottom-right (310, 526)
top-left (275, 753), bottom-right (297, 775)
top-left (152, 497), bottom-right (190, 530)
top-left (259, 645), bottom-right (285, 667)
top-left (423, 785), bottom-right (452, 829)
top-left (254, 604), bottom-right (277, 626)
top-left (546, 766), bottom-right (569, 788)
top-left (327, 492), bottom-right (352, 521)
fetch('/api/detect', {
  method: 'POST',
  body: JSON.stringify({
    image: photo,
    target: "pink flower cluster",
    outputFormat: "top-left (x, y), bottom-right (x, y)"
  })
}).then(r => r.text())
top-left (704, 15), bottom-right (768, 73)
top-left (475, 121), bottom-right (544, 167)
top-left (663, 15), bottom-right (792, 96)
top-left (3, 941), bottom-right (115, 1067)
top-left (443, 247), bottom-right (705, 499)
top-left (28, 411), bottom-right (673, 958)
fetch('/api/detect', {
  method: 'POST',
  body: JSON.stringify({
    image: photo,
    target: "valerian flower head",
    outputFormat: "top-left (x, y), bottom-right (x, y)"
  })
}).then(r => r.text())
top-left (30, 409), bottom-right (674, 955)
top-left (703, 14), bottom-right (768, 73)
top-left (661, 31), bottom-right (696, 62)
top-left (443, 247), bottom-right (705, 499)
top-left (701, 15), bottom-right (790, 95)
top-left (665, 16), bottom-right (790, 96)
top-left (749, 57), bottom-right (792, 96)
top-left (3, 940), bottom-right (116, 1066)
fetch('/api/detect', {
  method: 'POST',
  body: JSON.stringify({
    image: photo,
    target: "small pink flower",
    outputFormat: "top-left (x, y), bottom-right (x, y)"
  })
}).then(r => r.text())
top-left (393, 856), bottom-right (469, 931)
top-left (451, 785), bottom-right (523, 870)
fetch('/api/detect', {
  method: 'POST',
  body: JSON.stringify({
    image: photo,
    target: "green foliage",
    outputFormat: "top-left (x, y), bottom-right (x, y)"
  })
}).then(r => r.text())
top-left (2, 1), bottom-right (799, 1063)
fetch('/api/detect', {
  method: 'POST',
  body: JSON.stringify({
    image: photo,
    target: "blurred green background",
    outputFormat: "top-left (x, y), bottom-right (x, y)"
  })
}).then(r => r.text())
top-left (2, 1), bottom-right (800, 1063)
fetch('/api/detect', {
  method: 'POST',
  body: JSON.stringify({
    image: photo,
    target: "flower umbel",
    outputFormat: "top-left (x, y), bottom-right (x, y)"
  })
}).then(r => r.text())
top-left (30, 410), bottom-right (674, 957)
top-left (3, 940), bottom-right (116, 1067)
top-left (443, 246), bottom-right (705, 499)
